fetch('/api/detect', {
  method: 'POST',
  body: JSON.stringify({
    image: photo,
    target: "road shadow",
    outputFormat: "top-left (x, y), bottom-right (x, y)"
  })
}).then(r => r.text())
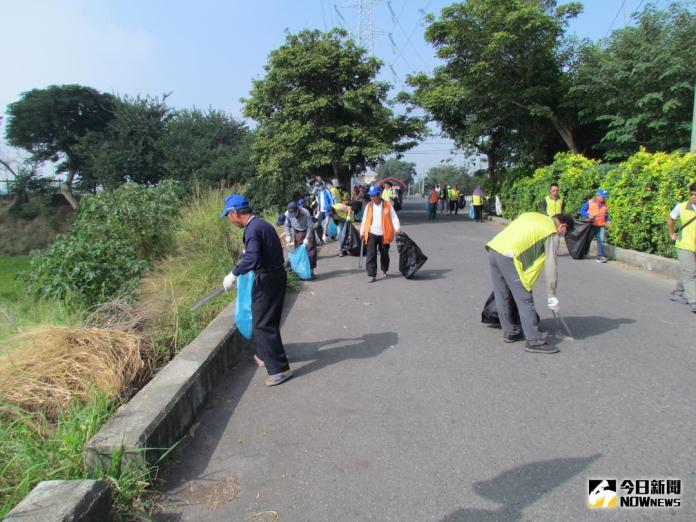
top-left (407, 268), bottom-right (452, 280)
top-left (441, 454), bottom-right (601, 521)
top-left (539, 315), bottom-right (635, 340)
top-left (287, 332), bottom-right (399, 379)
top-left (315, 266), bottom-right (363, 281)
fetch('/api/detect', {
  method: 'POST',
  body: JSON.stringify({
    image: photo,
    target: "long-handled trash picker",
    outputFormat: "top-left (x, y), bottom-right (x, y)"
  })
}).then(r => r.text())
top-left (552, 310), bottom-right (575, 341)
top-left (191, 287), bottom-right (225, 312)
top-left (358, 234), bottom-right (364, 269)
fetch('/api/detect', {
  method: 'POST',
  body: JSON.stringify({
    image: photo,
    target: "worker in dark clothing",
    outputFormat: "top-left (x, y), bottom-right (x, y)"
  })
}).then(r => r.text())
top-left (221, 194), bottom-right (292, 386)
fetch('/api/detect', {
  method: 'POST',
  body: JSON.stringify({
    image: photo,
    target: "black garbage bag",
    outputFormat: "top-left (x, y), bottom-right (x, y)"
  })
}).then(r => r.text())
top-left (481, 292), bottom-right (538, 327)
top-left (342, 223), bottom-right (364, 256)
top-left (565, 219), bottom-right (594, 259)
top-left (396, 232), bottom-right (428, 278)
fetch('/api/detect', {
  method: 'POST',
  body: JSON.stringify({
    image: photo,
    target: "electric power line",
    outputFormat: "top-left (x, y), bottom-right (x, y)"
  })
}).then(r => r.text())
top-left (605, 0), bottom-right (628, 38)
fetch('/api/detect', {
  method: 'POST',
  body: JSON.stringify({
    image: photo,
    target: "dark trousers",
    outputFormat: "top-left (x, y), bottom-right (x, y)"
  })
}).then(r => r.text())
top-left (488, 251), bottom-right (545, 343)
top-left (428, 203), bottom-right (437, 220)
top-left (449, 200), bottom-right (458, 214)
top-left (366, 233), bottom-right (390, 277)
top-left (252, 268), bottom-right (290, 375)
top-left (474, 205), bottom-right (483, 222)
top-left (293, 229), bottom-right (317, 269)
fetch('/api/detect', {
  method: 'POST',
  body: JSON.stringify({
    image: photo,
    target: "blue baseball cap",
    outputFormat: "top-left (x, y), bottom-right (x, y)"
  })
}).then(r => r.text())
top-left (287, 201), bottom-right (298, 211)
top-left (367, 185), bottom-right (381, 197)
top-left (220, 194), bottom-right (250, 218)
top-left (596, 189), bottom-right (608, 198)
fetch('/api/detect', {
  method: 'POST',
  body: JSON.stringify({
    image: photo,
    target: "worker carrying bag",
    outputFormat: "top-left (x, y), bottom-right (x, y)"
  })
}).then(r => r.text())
top-left (396, 232), bottom-right (428, 279)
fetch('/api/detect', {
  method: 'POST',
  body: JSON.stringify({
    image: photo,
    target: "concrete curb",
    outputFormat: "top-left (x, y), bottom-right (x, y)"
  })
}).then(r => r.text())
top-left (490, 216), bottom-right (679, 279)
top-left (85, 303), bottom-right (246, 471)
top-left (4, 480), bottom-right (112, 522)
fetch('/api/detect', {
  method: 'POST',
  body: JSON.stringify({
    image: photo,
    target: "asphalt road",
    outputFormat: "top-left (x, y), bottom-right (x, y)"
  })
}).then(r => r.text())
top-left (155, 197), bottom-right (695, 521)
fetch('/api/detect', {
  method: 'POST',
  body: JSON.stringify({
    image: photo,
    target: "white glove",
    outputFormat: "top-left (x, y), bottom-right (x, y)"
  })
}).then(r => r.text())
top-left (223, 271), bottom-right (237, 291)
top-left (285, 237), bottom-right (293, 246)
top-left (322, 234), bottom-right (328, 242)
top-left (547, 297), bottom-right (559, 312)
top-left (302, 236), bottom-right (309, 247)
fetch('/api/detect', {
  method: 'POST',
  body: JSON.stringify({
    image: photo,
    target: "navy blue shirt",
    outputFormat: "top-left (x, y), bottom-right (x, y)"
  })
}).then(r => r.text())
top-left (233, 216), bottom-right (285, 276)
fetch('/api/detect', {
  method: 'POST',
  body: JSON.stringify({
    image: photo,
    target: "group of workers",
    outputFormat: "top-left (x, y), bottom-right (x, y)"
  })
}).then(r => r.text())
top-left (217, 177), bottom-right (696, 386)
top-left (219, 180), bottom-right (401, 387)
top-left (426, 184), bottom-right (487, 221)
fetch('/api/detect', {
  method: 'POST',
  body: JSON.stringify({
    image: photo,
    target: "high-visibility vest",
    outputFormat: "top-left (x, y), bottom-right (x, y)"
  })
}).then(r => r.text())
top-left (676, 202), bottom-right (696, 252)
top-left (472, 194), bottom-right (483, 206)
top-left (486, 212), bottom-right (558, 291)
top-left (545, 195), bottom-right (564, 216)
top-left (362, 201), bottom-right (395, 244)
top-left (428, 190), bottom-right (438, 204)
top-left (332, 203), bottom-right (352, 222)
top-left (587, 198), bottom-right (608, 226)
top-left (330, 187), bottom-right (341, 203)
top-left (382, 187), bottom-right (394, 203)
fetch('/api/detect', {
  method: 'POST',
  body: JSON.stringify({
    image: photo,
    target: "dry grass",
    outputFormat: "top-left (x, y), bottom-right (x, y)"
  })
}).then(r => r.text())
top-left (0, 326), bottom-right (143, 416)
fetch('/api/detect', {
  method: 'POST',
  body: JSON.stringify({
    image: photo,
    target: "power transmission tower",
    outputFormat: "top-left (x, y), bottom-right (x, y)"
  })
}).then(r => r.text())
top-left (336, 0), bottom-right (377, 54)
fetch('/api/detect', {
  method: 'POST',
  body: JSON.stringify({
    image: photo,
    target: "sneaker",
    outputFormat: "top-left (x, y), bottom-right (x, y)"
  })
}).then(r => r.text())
top-left (691, 303), bottom-right (696, 314)
top-left (503, 332), bottom-right (525, 343)
top-left (668, 291), bottom-right (689, 305)
top-left (596, 256), bottom-right (608, 263)
top-left (524, 341), bottom-right (559, 354)
top-left (265, 370), bottom-right (293, 386)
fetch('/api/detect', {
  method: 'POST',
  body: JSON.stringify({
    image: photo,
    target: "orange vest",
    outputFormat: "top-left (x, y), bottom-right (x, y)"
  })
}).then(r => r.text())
top-left (363, 201), bottom-right (395, 244)
top-left (428, 190), bottom-right (439, 204)
top-left (588, 198), bottom-right (608, 226)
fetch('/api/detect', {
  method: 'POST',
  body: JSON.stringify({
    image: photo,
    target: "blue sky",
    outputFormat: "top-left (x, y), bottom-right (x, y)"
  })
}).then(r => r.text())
top-left (0, 0), bottom-right (659, 178)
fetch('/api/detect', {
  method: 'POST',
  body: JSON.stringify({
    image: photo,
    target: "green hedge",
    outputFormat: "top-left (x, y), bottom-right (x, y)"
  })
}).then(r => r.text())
top-left (501, 150), bottom-right (696, 258)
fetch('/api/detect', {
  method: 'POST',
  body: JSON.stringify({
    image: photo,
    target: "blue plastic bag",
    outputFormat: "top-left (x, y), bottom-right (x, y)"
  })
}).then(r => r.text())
top-left (469, 204), bottom-right (475, 220)
top-left (288, 245), bottom-right (312, 280)
top-left (235, 271), bottom-right (255, 340)
top-left (320, 217), bottom-right (338, 239)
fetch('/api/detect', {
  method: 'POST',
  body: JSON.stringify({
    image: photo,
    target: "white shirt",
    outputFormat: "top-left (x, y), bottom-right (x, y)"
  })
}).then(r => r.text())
top-left (360, 201), bottom-right (401, 237)
top-left (670, 202), bottom-right (696, 220)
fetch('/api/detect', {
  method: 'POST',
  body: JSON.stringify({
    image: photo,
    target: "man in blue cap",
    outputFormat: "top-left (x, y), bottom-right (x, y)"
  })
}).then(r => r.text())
top-left (360, 184), bottom-right (401, 283)
top-left (284, 200), bottom-right (317, 278)
top-left (580, 189), bottom-right (611, 263)
top-left (220, 194), bottom-right (292, 386)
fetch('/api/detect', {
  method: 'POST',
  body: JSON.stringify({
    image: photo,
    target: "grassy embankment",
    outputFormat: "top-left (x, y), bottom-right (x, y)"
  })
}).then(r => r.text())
top-left (0, 187), bottom-right (264, 518)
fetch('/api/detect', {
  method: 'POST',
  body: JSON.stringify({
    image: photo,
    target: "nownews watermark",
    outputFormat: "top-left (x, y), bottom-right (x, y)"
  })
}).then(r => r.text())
top-left (588, 479), bottom-right (682, 510)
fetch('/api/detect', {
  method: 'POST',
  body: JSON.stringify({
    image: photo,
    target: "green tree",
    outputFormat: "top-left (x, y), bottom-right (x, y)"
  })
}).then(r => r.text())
top-left (243, 29), bottom-right (425, 192)
top-left (376, 159), bottom-right (416, 184)
top-left (405, 0), bottom-right (584, 181)
top-left (161, 108), bottom-right (255, 186)
top-left (570, 3), bottom-right (696, 160)
top-left (76, 95), bottom-right (171, 190)
top-left (4, 84), bottom-right (115, 208)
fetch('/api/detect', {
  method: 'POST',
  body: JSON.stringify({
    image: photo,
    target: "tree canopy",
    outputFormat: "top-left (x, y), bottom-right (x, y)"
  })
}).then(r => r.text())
top-left (404, 0), bottom-right (588, 183)
top-left (4, 84), bottom-right (115, 207)
top-left (570, 3), bottom-right (696, 160)
top-left (376, 159), bottom-right (417, 185)
top-left (243, 29), bottom-right (425, 190)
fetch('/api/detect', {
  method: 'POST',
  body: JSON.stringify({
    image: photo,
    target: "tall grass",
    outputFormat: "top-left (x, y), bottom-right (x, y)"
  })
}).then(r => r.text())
top-left (139, 185), bottom-right (244, 364)
top-left (0, 255), bottom-right (81, 350)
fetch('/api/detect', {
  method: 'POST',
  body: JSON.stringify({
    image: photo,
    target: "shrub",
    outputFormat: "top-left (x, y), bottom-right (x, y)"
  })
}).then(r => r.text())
top-left (25, 181), bottom-right (183, 308)
top-left (501, 150), bottom-right (696, 258)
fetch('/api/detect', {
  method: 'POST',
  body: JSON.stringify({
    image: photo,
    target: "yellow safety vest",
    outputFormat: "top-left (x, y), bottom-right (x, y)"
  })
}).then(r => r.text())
top-left (486, 212), bottom-right (558, 291)
top-left (676, 202), bottom-right (696, 252)
top-left (330, 187), bottom-right (341, 203)
top-left (332, 203), bottom-right (352, 222)
top-left (382, 188), bottom-right (394, 203)
top-left (472, 194), bottom-right (483, 205)
top-left (545, 196), bottom-right (564, 216)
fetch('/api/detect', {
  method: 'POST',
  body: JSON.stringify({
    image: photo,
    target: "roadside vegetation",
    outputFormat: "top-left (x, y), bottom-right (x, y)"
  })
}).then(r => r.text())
top-left (0, 1), bottom-right (693, 517)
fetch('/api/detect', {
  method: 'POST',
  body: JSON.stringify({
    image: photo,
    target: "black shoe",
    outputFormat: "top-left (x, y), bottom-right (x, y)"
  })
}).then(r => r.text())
top-left (503, 332), bottom-right (525, 343)
top-left (524, 341), bottom-right (559, 354)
